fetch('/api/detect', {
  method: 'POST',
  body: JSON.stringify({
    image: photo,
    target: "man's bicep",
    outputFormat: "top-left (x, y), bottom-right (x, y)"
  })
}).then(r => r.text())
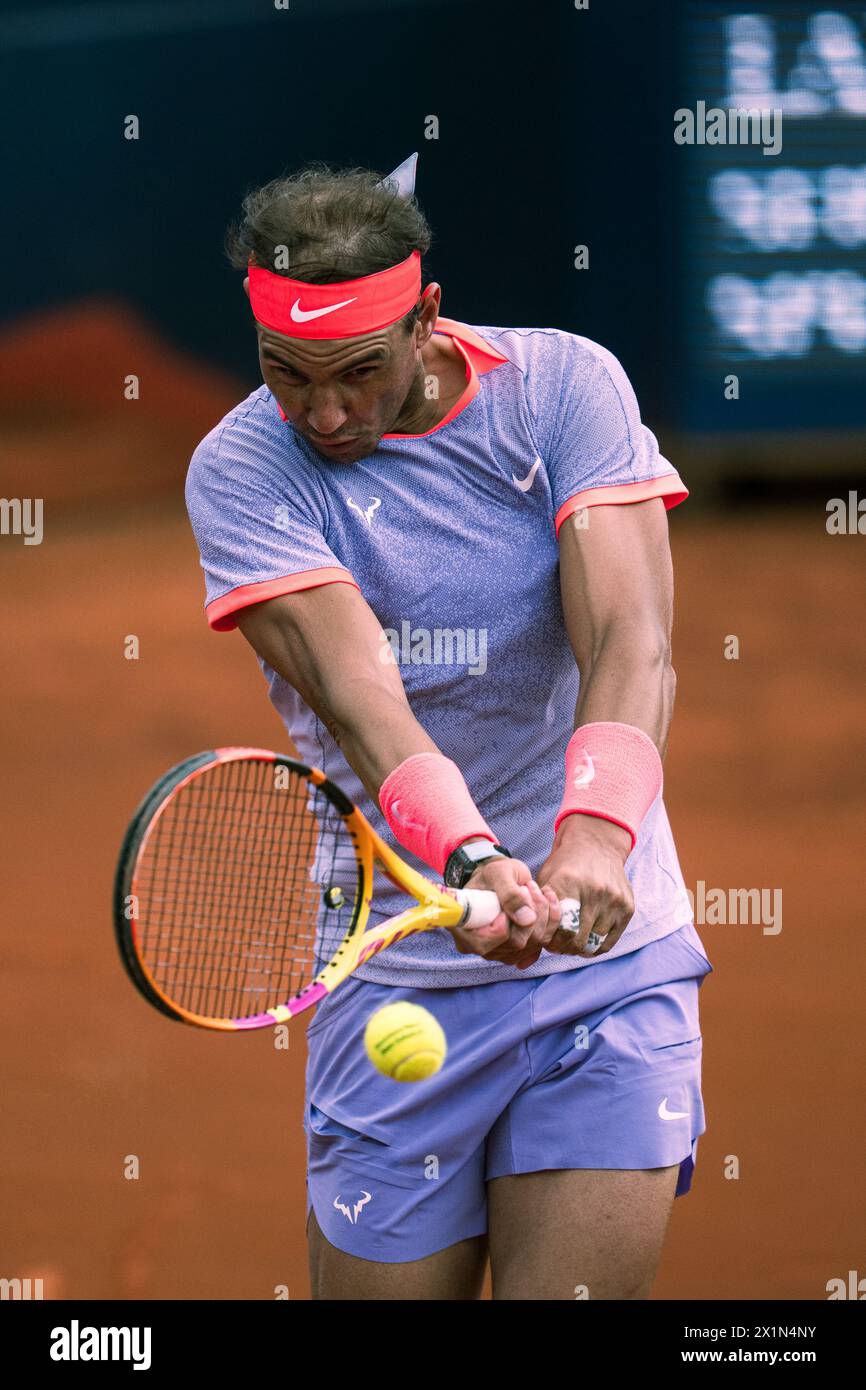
top-left (557, 499), bottom-right (674, 671)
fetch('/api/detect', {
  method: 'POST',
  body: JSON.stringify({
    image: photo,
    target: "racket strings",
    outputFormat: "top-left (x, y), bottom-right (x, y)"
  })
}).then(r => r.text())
top-left (132, 760), bottom-right (360, 1020)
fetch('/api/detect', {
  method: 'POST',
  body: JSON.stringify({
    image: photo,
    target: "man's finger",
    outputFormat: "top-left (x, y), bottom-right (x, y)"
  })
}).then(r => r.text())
top-left (501, 881), bottom-right (536, 926)
top-left (451, 911), bottom-right (511, 955)
top-left (541, 884), bottom-right (562, 925)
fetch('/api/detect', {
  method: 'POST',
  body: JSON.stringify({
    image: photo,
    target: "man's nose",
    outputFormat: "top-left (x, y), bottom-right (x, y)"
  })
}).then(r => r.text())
top-left (306, 387), bottom-right (348, 436)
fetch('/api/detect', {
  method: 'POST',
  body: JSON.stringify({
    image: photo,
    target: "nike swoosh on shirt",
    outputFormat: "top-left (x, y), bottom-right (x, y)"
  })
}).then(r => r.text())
top-left (512, 457), bottom-right (543, 492)
top-left (290, 296), bottom-right (358, 322)
top-left (658, 1098), bottom-right (689, 1120)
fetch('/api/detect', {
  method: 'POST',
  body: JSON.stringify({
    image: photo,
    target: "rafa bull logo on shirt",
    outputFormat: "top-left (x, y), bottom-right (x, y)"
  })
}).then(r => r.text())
top-left (346, 495), bottom-right (382, 526)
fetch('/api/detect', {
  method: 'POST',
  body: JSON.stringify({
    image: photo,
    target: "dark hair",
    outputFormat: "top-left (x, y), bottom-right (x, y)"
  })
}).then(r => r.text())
top-left (225, 161), bottom-right (433, 334)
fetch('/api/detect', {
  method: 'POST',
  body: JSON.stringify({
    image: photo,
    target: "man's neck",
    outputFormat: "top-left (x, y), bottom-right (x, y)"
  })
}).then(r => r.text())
top-left (391, 333), bottom-right (466, 435)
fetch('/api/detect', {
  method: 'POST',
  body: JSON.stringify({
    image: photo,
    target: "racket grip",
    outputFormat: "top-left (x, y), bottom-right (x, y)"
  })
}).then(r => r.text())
top-left (452, 888), bottom-right (501, 928)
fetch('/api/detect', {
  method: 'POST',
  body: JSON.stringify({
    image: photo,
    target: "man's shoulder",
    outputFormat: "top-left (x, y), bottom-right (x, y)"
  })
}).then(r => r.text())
top-left (190, 385), bottom-right (283, 462)
top-left (464, 323), bottom-right (619, 385)
top-left (184, 386), bottom-right (322, 525)
top-left (185, 384), bottom-right (311, 492)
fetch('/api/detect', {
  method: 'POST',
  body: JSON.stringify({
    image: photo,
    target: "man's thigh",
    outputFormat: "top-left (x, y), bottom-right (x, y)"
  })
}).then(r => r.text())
top-left (487, 1165), bottom-right (680, 1300)
top-left (307, 1207), bottom-right (488, 1300)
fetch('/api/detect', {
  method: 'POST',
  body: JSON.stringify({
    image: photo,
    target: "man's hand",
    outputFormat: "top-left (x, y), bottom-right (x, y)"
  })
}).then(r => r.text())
top-left (448, 855), bottom-right (561, 969)
top-left (536, 814), bottom-right (634, 957)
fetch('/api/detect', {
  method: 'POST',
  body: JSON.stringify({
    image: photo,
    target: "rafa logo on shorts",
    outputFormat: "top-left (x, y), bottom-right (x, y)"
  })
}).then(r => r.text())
top-left (333, 1191), bottom-right (373, 1224)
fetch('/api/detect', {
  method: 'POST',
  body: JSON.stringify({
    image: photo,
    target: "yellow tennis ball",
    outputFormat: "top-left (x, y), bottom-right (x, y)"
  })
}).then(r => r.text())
top-left (364, 1002), bottom-right (447, 1082)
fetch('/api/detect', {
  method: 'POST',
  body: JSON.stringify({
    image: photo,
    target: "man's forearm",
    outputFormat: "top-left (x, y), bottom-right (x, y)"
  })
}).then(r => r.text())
top-left (326, 679), bottom-right (438, 801)
top-left (573, 627), bottom-right (676, 758)
top-left (237, 596), bottom-right (438, 801)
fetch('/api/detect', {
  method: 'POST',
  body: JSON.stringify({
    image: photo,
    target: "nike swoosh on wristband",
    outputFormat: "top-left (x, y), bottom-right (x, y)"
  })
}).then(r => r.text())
top-left (290, 296), bottom-right (358, 322)
top-left (512, 457), bottom-right (543, 492)
top-left (658, 1098), bottom-right (689, 1120)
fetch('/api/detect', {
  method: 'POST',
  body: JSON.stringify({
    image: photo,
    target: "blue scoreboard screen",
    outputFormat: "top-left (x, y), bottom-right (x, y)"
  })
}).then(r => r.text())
top-left (679, 4), bottom-right (866, 430)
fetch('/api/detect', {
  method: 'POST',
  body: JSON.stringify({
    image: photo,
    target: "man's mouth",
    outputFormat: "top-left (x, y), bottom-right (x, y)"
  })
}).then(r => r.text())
top-left (310, 435), bottom-right (361, 454)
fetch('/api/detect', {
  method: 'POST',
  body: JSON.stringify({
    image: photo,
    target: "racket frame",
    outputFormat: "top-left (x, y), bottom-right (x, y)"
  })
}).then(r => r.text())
top-left (114, 747), bottom-right (489, 1032)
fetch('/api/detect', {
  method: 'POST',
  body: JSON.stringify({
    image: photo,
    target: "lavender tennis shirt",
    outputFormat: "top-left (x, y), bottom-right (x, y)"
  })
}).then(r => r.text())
top-left (185, 319), bottom-right (692, 985)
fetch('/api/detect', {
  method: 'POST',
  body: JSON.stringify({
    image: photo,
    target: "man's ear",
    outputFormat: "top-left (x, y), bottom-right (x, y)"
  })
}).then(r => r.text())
top-left (417, 282), bottom-right (441, 339)
top-left (243, 275), bottom-right (251, 300)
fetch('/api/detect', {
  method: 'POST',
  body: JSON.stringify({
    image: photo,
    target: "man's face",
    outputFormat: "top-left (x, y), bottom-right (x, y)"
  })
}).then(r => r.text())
top-left (255, 317), bottom-right (422, 464)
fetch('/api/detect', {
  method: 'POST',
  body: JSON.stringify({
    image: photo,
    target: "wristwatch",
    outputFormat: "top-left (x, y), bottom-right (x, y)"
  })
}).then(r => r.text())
top-left (444, 837), bottom-right (512, 889)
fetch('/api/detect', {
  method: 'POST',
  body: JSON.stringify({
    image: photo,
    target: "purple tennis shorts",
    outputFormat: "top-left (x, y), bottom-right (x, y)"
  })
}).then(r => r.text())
top-left (303, 922), bottom-right (712, 1263)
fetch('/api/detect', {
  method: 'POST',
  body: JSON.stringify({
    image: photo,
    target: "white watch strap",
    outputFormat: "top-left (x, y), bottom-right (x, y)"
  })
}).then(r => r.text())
top-left (461, 838), bottom-right (504, 863)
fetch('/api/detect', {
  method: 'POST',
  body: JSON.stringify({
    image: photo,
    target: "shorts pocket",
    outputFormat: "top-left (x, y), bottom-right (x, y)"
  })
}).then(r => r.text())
top-left (617, 973), bottom-right (705, 1075)
top-left (631, 1014), bottom-right (704, 1072)
top-left (308, 1100), bottom-right (391, 1147)
top-left (307, 1099), bottom-right (421, 1189)
top-left (648, 1034), bottom-right (702, 1060)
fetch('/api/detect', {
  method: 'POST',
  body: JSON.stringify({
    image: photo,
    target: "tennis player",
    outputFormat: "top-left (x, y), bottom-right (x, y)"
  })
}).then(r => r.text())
top-left (185, 153), bottom-right (713, 1300)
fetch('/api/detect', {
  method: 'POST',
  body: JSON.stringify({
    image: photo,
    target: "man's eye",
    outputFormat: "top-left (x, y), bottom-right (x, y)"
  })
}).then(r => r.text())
top-left (348, 366), bottom-right (377, 379)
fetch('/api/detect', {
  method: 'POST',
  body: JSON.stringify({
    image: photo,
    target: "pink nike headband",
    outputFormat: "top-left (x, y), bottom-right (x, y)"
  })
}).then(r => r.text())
top-left (246, 152), bottom-right (422, 340)
top-left (248, 249), bottom-right (423, 339)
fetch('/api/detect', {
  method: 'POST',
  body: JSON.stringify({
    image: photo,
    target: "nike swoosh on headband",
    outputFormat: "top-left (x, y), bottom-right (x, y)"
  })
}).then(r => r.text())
top-left (290, 296), bottom-right (359, 322)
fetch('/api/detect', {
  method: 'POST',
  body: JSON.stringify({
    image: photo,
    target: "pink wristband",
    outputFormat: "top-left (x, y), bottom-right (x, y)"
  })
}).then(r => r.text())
top-left (554, 722), bottom-right (663, 849)
top-left (379, 752), bottom-right (497, 875)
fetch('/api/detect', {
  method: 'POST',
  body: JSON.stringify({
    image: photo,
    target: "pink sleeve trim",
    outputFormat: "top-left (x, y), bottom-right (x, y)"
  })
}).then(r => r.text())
top-left (206, 567), bottom-right (359, 631)
top-left (554, 473), bottom-right (689, 536)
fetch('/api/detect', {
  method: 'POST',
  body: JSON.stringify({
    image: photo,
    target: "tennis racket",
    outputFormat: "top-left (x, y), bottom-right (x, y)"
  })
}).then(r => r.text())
top-left (113, 747), bottom-right (501, 1032)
